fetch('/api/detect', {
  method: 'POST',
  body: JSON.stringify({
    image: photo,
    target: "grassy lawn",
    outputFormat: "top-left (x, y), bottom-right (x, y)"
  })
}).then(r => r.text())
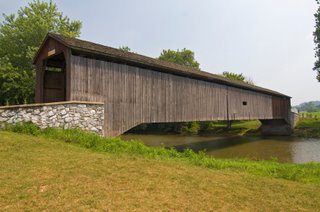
top-left (230, 120), bottom-right (261, 134)
top-left (294, 117), bottom-right (320, 138)
top-left (201, 120), bottom-right (261, 136)
top-left (3, 123), bottom-right (320, 184)
top-left (300, 111), bottom-right (320, 118)
top-left (1, 131), bottom-right (320, 211)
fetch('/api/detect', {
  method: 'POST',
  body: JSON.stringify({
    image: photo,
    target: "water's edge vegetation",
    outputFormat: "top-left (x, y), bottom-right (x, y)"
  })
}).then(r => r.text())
top-left (130, 118), bottom-right (320, 138)
top-left (3, 122), bottom-right (320, 184)
top-left (294, 117), bottom-right (320, 138)
top-left (129, 120), bottom-right (261, 136)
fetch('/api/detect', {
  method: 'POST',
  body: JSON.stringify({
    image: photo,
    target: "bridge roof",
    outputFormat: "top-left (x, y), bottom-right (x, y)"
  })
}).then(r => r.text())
top-left (36, 33), bottom-right (290, 98)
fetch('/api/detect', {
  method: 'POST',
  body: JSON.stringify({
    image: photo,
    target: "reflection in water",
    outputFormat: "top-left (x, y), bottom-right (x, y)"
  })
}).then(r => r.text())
top-left (291, 140), bottom-right (320, 164)
top-left (121, 134), bottom-right (320, 164)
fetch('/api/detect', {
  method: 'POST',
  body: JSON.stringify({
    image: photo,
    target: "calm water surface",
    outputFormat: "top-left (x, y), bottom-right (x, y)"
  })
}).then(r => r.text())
top-left (121, 134), bottom-right (320, 164)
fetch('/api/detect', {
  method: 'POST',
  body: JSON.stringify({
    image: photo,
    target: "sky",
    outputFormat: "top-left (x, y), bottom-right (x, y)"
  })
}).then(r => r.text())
top-left (0, 0), bottom-right (319, 105)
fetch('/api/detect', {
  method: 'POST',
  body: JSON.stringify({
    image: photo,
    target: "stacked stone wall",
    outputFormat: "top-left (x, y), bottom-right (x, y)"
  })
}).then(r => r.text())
top-left (0, 102), bottom-right (104, 135)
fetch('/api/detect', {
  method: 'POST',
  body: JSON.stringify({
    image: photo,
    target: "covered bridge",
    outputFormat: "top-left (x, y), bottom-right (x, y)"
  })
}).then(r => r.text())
top-left (33, 33), bottom-right (292, 136)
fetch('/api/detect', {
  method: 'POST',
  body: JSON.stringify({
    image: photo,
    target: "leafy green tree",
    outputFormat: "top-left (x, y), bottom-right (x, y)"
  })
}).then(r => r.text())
top-left (296, 101), bottom-right (320, 112)
top-left (222, 71), bottom-right (246, 82)
top-left (315, 11), bottom-right (320, 80)
top-left (181, 122), bottom-right (201, 135)
top-left (222, 71), bottom-right (254, 85)
top-left (314, 0), bottom-right (320, 81)
top-left (119, 46), bottom-right (132, 52)
top-left (0, 0), bottom-right (82, 105)
top-left (0, 57), bottom-right (32, 105)
top-left (159, 48), bottom-right (200, 70)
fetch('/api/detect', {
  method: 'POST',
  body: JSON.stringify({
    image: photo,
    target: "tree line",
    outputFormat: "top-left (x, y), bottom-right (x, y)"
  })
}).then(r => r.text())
top-left (295, 101), bottom-right (320, 112)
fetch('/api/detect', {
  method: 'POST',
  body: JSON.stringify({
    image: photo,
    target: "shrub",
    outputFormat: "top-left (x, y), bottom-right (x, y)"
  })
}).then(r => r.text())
top-left (4, 122), bottom-right (41, 135)
top-left (181, 122), bottom-right (200, 135)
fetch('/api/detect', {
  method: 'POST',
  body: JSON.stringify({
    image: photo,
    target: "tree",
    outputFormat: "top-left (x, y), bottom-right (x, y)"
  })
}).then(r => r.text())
top-left (119, 46), bottom-right (132, 52)
top-left (0, 0), bottom-right (82, 105)
top-left (296, 101), bottom-right (320, 112)
top-left (222, 71), bottom-right (254, 85)
top-left (314, 0), bottom-right (320, 81)
top-left (222, 71), bottom-right (246, 81)
top-left (159, 48), bottom-right (200, 70)
top-left (0, 57), bottom-right (29, 105)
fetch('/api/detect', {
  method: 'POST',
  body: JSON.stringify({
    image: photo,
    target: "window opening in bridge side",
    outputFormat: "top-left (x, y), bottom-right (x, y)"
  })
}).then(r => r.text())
top-left (242, 101), bottom-right (247, 106)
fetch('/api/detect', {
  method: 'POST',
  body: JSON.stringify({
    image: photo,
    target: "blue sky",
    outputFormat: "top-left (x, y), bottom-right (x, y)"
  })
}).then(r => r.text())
top-left (1, 0), bottom-right (319, 105)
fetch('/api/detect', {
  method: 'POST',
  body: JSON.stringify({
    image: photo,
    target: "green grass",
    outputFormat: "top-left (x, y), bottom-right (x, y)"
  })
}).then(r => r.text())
top-left (3, 122), bottom-right (320, 185)
top-left (130, 120), bottom-right (261, 136)
top-left (1, 131), bottom-right (320, 210)
top-left (201, 120), bottom-right (261, 136)
top-left (294, 117), bottom-right (320, 138)
top-left (300, 111), bottom-right (320, 117)
top-left (230, 120), bottom-right (261, 133)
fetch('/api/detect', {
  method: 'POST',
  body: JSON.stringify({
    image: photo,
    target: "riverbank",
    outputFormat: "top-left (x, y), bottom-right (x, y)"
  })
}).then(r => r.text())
top-left (129, 120), bottom-right (261, 136)
top-left (130, 118), bottom-right (320, 138)
top-left (204, 119), bottom-right (320, 139)
top-left (3, 123), bottom-right (320, 183)
top-left (121, 133), bottom-right (320, 163)
top-left (1, 129), bottom-right (320, 210)
top-left (294, 118), bottom-right (320, 138)
top-left (199, 120), bottom-right (261, 136)
top-left (227, 118), bottom-right (320, 139)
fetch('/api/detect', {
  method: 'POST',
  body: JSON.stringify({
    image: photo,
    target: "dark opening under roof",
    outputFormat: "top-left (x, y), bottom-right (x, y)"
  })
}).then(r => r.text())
top-left (36, 32), bottom-right (290, 98)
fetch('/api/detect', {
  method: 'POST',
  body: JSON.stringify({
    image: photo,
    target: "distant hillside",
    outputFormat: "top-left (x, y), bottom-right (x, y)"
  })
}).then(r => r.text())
top-left (294, 101), bottom-right (320, 112)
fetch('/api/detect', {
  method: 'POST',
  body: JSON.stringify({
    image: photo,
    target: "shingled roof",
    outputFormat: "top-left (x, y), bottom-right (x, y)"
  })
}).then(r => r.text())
top-left (36, 32), bottom-right (290, 98)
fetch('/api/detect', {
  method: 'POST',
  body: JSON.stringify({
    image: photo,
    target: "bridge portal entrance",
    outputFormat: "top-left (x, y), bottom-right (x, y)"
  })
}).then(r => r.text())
top-left (43, 53), bottom-right (66, 103)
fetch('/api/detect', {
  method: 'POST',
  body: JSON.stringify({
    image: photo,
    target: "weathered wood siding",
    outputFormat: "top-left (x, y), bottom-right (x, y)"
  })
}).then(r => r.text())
top-left (70, 55), bottom-right (278, 136)
top-left (272, 96), bottom-right (290, 121)
top-left (227, 87), bottom-right (273, 120)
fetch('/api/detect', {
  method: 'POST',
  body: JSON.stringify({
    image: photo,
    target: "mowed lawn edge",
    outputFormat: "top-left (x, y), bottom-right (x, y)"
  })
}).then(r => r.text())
top-left (1, 131), bottom-right (320, 211)
top-left (2, 122), bottom-right (320, 185)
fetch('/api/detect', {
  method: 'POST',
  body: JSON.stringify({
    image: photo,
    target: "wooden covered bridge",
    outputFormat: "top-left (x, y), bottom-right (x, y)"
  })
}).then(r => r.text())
top-left (34, 33), bottom-right (292, 137)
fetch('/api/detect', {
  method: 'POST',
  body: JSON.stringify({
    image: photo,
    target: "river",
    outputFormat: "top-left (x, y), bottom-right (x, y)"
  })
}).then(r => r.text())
top-left (121, 134), bottom-right (320, 164)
